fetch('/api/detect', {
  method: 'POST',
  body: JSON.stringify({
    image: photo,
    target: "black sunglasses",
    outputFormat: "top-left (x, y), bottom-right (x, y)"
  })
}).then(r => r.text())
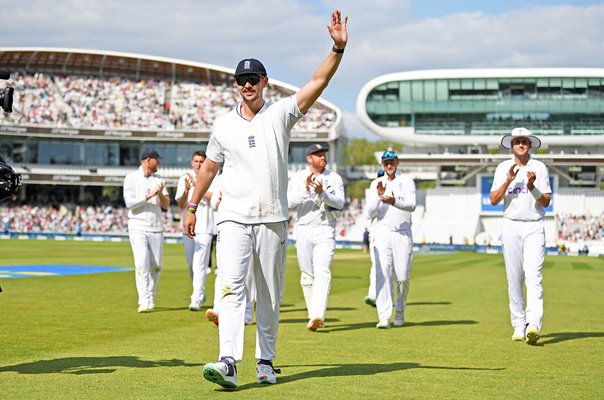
top-left (235, 74), bottom-right (263, 86)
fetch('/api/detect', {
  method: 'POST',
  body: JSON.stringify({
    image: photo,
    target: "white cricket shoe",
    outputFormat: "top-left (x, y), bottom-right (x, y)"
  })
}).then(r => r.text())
top-left (526, 325), bottom-right (540, 345)
top-left (189, 301), bottom-right (202, 311)
top-left (512, 326), bottom-right (525, 341)
top-left (203, 358), bottom-right (237, 388)
top-left (394, 310), bottom-right (405, 327)
top-left (376, 319), bottom-right (391, 329)
top-left (256, 363), bottom-right (278, 384)
top-left (137, 303), bottom-right (150, 313)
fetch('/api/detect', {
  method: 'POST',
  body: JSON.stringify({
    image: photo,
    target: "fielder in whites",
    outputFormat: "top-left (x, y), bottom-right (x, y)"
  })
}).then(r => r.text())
top-left (288, 143), bottom-right (345, 331)
top-left (175, 150), bottom-right (217, 311)
top-left (123, 149), bottom-right (170, 313)
top-left (490, 127), bottom-right (551, 345)
top-left (365, 150), bottom-right (416, 329)
top-left (183, 9), bottom-right (348, 388)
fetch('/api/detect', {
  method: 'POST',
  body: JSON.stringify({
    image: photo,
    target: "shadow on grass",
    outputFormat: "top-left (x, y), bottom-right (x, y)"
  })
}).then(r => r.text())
top-left (540, 331), bottom-right (604, 345)
top-left (408, 301), bottom-right (452, 306)
top-left (232, 361), bottom-right (504, 390)
top-left (280, 307), bottom-right (356, 314)
top-left (320, 319), bottom-right (478, 333)
top-left (145, 306), bottom-right (192, 313)
top-left (0, 356), bottom-right (202, 375)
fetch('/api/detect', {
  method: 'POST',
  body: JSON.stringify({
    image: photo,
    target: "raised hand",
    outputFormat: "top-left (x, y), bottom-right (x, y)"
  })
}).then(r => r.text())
top-left (526, 171), bottom-right (536, 190)
top-left (327, 10), bottom-right (348, 48)
top-left (506, 164), bottom-right (519, 182)
top-left (305, 173), bottom-right (313, 191)
top-left (310, 176), bottom-right (324, 195)
top-left (377, 181), bottom-right (386, 196)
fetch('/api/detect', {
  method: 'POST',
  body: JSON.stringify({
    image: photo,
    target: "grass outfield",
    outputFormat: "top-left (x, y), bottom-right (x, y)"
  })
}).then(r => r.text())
top-left (1, 241), bottom-right (603, 399)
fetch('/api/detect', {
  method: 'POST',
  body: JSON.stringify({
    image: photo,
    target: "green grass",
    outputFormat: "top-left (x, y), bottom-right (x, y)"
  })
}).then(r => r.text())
top-left (1, 241), bottom-right (603, 399)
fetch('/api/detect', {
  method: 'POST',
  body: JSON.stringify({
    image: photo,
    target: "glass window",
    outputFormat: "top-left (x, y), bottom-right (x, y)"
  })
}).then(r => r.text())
top-left (424, 80), bottom-right (436, 101)
top-left (436, 80), bottom-right (448, 100)
top-left (562, 78), bottom-right (575, 88)
top-left (400, 81), bottom-right (411, 102)
top-left (412, 81), bottom-right (423, 101)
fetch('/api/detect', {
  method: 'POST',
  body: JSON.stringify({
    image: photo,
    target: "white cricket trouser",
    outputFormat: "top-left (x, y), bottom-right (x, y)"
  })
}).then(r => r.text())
top-left (212, 261), bottom-right (256, 323)
top-left (373, 228), bottom-right (413, 322)
top-left (295, 224), bottom-right (335, 320)
top-left (182, 232), bottom-right (213, 304)
top-left (128, 229), bottom-right (163, 306)
top-left (501, 218), bottom-right (545, 331)
top-left (367, 236), bottom-right (403, 311)
top-left (215, 221), bottom-right (287, 363)
top-left (367, 238), bottom-right (377, 300)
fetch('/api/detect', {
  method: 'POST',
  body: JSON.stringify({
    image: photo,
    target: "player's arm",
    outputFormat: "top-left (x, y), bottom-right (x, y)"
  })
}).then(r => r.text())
top-left (320, 173), bottom-right (345, 210)
top-left (287, 172), bottom-right (308, 210)
top-left (175, 177), bottom-right (189, 209)
top-left (183, 159), bottom-right (220, 237)
top-left (364, 180), bottom-right (380, 219)
top-left (296, 10), bottom-right (348, 114)
top-left (392, 177), bottom-right (416, 212)
top-left (157, 182), bottom-right (170, 210)
top-left (123, 175), bottom-right (147, 210)
top-left (526, 170), bottom-right (551, 208)
top-left (490, 164), bottom-right (516, 205)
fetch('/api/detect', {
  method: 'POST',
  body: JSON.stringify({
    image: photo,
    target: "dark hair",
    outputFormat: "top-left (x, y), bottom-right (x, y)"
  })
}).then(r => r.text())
top-left (193, 150), bottom-right (206, 159)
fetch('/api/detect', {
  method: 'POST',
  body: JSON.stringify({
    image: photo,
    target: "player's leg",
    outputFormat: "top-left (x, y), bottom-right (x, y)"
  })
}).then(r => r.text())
top-left (215, 222), bottom-right (252, 363)
top-left (501, 219), bottom-right (526, 332)
top-left (128, 229), bottom-right (151, 311)
top-left (245, 259), bottom-right (256, 324)
top-left (294, 224), bottom-right (314, 318)
top-left (522, 220), bottom-right (545, 341)
top-left (147, 231), bottom-right (163, 309)
top-left (392, 230), bottom-right (413, 326)
top-left (183, 235), bottom-right (195, 280)
top-left (253, 221), bottom-right (287, 363)
top-left (374, 231), bottom-right (394, 328)
top-left (308, 225), bottom-right (335, 329)
top-left (190, 233), bottom-right (212, 309)
top-left (365, 237), bottom-right (377, 306)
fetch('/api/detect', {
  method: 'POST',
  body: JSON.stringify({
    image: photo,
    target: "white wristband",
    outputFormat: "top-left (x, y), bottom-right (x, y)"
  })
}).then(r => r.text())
top-left (530, 186), bottom-right (542, 200)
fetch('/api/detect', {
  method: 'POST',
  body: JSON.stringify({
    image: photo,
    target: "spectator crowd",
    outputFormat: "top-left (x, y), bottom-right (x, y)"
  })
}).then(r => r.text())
top-left (1, 204), bottom-right (179, 235)
top-left (0, 72), bottom-right (336, 132)
top-left (557, 212), bottom-right (604, 242)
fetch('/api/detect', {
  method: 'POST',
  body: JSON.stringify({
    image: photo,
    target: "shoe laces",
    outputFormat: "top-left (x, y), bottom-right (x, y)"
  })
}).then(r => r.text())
top-left (258, 361), bottom-right (281, 374)
top-left (219, 357), bottom-right (237, 376)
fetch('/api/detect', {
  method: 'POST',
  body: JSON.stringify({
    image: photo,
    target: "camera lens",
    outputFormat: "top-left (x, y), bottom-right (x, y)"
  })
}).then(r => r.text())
top-left (0, 87), bottom-right (14, 113)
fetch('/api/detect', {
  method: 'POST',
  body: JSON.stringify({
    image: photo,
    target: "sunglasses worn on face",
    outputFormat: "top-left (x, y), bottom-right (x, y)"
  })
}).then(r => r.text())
top-left (235, 74), bottom-right (263, 86)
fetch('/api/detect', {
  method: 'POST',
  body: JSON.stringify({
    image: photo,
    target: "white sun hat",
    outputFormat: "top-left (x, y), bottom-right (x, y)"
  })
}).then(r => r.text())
top-left (501, 127), bottom-right (542, 149)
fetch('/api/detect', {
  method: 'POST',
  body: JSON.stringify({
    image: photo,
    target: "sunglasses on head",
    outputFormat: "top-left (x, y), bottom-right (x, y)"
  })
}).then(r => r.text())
top-left (235, 74), bottom-right (263, 86)
top-left (381, 151), bottom-right (398, 161)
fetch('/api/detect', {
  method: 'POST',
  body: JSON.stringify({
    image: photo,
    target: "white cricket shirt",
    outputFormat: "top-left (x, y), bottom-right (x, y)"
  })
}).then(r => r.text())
top-left (490, 156), bottom-right (551, 221)
top-left (365, 173), bottom-right (417, 232)
top-left (123, 166), bottom-right (168, 232)
top-left (287, 167), bottom-right (345, 227)
top-left (205, 95), bottom-right (302, 224)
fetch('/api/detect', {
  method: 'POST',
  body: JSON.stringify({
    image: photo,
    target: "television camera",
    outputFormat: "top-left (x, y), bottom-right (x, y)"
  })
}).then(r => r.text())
top-left (0, 70), bottom-right (13, 112)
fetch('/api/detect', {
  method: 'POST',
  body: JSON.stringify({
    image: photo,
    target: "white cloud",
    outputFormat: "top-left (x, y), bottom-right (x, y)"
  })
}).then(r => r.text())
top-left (1, 1), bottom-right (603, 142)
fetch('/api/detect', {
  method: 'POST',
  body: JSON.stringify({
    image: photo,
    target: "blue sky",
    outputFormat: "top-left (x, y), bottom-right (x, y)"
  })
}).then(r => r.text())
top-left (1, 0), bottom-right (603, 139)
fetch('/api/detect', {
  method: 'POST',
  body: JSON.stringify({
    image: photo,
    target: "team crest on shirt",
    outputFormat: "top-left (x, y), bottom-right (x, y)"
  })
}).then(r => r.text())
top-left (248, 135), bottom-right (256, 148)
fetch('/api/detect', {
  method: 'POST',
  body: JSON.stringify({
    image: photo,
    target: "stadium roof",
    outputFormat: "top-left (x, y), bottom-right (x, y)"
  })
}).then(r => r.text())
top-left (0, 47), bottom-right (340, 120)
top-left (356, 68), bottom-right (604, 147)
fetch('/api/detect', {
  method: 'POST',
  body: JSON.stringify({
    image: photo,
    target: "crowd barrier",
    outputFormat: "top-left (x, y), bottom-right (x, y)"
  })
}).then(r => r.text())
top-left (3, 231), bottom-right (601, 257)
